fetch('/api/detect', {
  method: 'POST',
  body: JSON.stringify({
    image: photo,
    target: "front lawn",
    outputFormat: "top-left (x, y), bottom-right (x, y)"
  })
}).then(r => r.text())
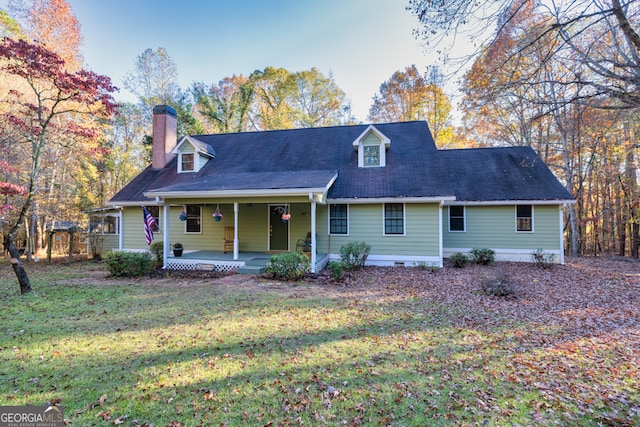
top-left (0, 258), bottom-right (638, 426)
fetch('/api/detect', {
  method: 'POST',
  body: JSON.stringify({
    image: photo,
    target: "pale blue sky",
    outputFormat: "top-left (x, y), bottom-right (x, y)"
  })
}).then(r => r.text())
top-left (5, 0), bottom-right (474, 122)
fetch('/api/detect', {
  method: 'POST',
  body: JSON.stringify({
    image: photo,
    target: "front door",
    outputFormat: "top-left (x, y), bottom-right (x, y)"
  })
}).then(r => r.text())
top-left (269, 204), bottom-right (289, 251)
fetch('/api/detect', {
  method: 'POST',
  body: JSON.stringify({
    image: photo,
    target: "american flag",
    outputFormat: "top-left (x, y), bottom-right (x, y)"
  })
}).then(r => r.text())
top-left (142, 206), bottom-right (157, 245)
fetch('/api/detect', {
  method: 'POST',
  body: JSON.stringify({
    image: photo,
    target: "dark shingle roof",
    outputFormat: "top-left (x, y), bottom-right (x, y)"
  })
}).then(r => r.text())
top-left (110, 121), bottom-right (454, 203)
top-left (439, 146), bottom-right (573, 202)
top-left (108, 122), bottom-right (573, 205)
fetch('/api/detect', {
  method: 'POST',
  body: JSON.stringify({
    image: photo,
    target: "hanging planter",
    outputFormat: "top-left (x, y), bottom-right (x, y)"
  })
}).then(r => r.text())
top-left (178, 211), bottom-right (187, 221)
top-left (213, 205), bottom-right (223, 222)
top-left (275, 205), bottom-right (291, 222)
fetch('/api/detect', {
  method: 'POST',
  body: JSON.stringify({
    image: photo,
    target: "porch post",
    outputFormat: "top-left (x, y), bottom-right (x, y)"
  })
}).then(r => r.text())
top-left (118, 209), bottom-right (123, 251)
top-left (163, 202), bottom-right (169, 269)
top-left (233, 202), bottom-right (239, 260)
top-left (310, 198), bottom-right (317, 273)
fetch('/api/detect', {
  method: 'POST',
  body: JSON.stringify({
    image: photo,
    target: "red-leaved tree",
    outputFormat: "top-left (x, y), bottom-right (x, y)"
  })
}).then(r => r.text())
top-left (0, 37), bottom-right (116, 294)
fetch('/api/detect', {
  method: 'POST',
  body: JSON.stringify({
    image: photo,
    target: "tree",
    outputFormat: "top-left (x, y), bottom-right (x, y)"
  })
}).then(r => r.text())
top-left (0, 37), bottom-right (116, 294)
top-left (123, 47), bottom-right (180, 107)
top-left (368, 65), bottom-right (453, 145)
top-left (124, 47), bottom-right (203, 142)
top-left (193, 74), bottom-right (254, 134)
top-left (7, 0), bottom-right (83, 70)
top-left (408, 0), bottom-right (640, 108)
top-left (248, 67), bottom-right (297, 130)
top-left (291, 68), bottom-right (347, 128)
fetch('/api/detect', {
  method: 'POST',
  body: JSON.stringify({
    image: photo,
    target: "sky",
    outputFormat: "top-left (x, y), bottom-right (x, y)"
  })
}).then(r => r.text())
top-left (1, 0), bottom-right (478, 123)
top-left (67, 0), bottom-right (470, 122)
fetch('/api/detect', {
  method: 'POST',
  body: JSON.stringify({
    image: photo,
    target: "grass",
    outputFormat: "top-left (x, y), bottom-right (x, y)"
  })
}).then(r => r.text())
top-left (0, 260), bottom-right (638, 426)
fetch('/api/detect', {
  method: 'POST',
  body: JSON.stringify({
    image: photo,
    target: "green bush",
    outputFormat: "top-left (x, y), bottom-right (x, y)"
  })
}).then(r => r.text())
top-left (266, 251), bottom-right (310, 281)
top-left (480, 276), bottom-right (517, 298)
top-left (103, 251), bottom-right (154, 277)
top-left (340, 241), bottom-right (371, 270)
top-left (449, 252), bottom-right (469, 268)
top-left (532, 249), bottom-right (556, 269)
top-left (327, 261), bottom-right (345, 281)
top-left (149, 241), bottom-right (164, 267)
top-left (470, 248), bottom-right (495, 265)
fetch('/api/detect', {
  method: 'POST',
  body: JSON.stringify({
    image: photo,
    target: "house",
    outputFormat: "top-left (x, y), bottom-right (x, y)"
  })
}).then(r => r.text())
top-left (96, 105), bottom-right (574, 272)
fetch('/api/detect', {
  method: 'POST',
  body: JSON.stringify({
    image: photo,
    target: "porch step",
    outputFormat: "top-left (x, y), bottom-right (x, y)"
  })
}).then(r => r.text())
top-left (237, 265), bottom-right (266, 274)
top-left (237, 257), bottom-right (270, 274)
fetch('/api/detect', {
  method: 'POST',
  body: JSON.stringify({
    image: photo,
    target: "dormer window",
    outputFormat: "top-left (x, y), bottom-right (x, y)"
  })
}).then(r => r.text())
top-left (172, 136), bottom-right (216, 174)
top-left (180, 153), bottom-right (195, 172)
top-left (352, 125), bottom-right (390, 168)
top-left (364, 144), bottom-right (380, 167)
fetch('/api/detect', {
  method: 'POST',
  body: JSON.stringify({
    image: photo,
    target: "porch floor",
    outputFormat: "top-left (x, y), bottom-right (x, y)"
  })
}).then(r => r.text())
top-left (167, 250), bottom-right (328, 273)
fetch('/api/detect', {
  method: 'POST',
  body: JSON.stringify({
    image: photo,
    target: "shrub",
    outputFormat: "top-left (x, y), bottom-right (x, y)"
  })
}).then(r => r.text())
top-left (532, 249), bottom-right (556, 269)
top-left (480, 276), bottom-right (517, 298)
top-left (470, 248), bottom-right (495, 265)
top-left (266, 251), bottom-right (310, 281)
top-left (340, 241), bottom-right (371, 270)
top-left (149, 241), bottom-right (164, 267)
top-left (327, 261), bottom-right (345, 281)
top-left (449, 252), bottom-right (469, 268)
top-left (103, 251), bottom-right (154, 277)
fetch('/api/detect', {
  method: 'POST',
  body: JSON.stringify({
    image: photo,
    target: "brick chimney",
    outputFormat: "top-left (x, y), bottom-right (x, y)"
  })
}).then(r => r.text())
top-left (152, 105), bottom-right (177, 169)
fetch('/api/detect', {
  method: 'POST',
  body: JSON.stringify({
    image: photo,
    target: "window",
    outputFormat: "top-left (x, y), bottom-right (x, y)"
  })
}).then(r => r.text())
top-left (363, 145), bottom-right (380, 167)
top-left (516, 205), bottom-right (533, 232)
top-left (186, 205), bottom-right (201, 233)
top-left (90, 215), bottom-right (118, 235)
top-left (146, 206), bottom-right (160, 232)
top-left (384, 203), bottom-right (404, 235)
top-left (181, 153), bottom-right (195, 172)
top-left (353, 126), bottom-right (390, 168)
top-left (449, 206), bottom-right (465, 232)
top-left (329, 204), bottom-right (348, 235)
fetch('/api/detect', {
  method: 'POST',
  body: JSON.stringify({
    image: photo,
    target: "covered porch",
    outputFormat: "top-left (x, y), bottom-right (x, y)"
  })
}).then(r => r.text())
top-left (166, 249), bottom-right (329, 274)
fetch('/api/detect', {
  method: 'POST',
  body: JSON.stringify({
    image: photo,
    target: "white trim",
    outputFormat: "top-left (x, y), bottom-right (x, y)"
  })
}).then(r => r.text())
top-left (162, 202), bottom-right (169, 268)
top-left (443, 247), bottom-right (563, 263)
top-left (310, 195), bottom-right (317, 273)
top-left (353, 125), bottom-right (390, 168)
top-left (515, 204), bottom-right (534, 233)
top-left (328, 196), bottom-right (455, 204)
top-left (118, 210), bottom-right (123, 250)
top-left (383, 202), bottom-right (406, 236)
top-left (438, 201), bottom-right (443, 264)
top-left (559, 206), bottom-right (565, 264)
top-left (268, 204), bottom-right (290, 252)
top-left (448, 205), bottom-right (466, 232)
top-left (328, 203), bottom-right (349, 236)
top-left (328, 252), bottom-right (442, 268)
top-left (172, 136), bottom-right (215, 157)
top-left (145, 188), bottom-right (331, 199)
top-left (233, 203), bottom-right (239, 260)
top-left (184, 205), bottom-right (203, 234)
top-left (444, 199), bottom-right (575, 206)
top-left (178, 152), bottom-right (196, 173)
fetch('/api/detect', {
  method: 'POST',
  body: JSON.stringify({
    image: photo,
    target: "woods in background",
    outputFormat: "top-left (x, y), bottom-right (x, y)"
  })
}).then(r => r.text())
top-left (1, 0), bottom-right (638, 275)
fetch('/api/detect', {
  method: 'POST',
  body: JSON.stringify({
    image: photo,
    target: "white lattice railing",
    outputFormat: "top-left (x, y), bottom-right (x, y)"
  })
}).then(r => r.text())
top-left (166, 258), bottom-right (244, 272)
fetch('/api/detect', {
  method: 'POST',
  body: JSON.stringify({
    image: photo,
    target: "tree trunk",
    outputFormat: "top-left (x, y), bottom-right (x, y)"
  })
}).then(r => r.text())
top-left (4, 229), bottom-right (32, 294)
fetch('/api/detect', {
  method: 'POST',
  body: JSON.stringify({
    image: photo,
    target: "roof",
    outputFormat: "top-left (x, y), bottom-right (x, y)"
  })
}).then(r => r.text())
top-left (440, 146), bottom-right (574, 202)
top-left (108, 121), bottom-right (573, 205)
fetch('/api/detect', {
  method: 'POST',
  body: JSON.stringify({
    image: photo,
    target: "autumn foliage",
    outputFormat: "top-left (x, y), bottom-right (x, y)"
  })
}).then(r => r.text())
top-left (0, 36), bottom-right (116, 293)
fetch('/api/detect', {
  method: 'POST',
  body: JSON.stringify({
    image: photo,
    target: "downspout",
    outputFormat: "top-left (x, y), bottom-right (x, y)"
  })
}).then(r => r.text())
top-left (559, 205), bottom-right (565, 265)
top-left (162, 200), bottom-right (169, 269)
top-left (438, 200), bottom-right (444, 268)
top-left (233, 202), bottom-right (239, 260)
top-left (309, 193), bottom-right (317, 273)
